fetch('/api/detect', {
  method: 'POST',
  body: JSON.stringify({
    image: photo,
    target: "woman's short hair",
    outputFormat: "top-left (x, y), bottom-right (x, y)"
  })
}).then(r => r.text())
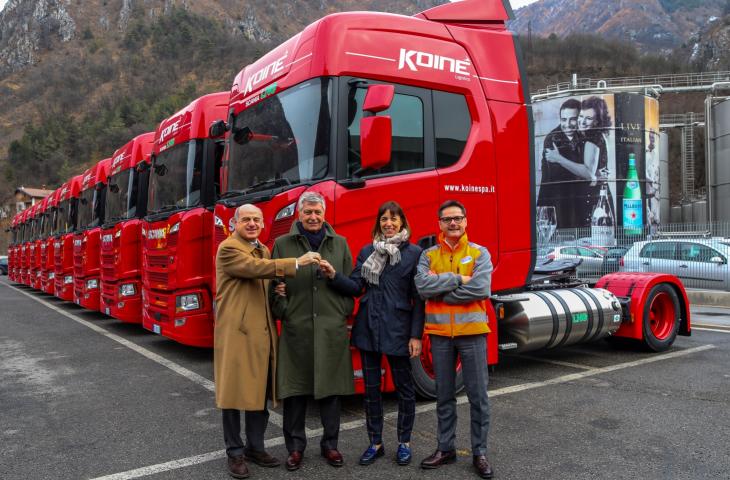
top-left (372, 201), bottom-right (410, 239)
top-left (297, 191), bottom-right (326, 212)
top-left (581, 96), bottom-right (612, 132)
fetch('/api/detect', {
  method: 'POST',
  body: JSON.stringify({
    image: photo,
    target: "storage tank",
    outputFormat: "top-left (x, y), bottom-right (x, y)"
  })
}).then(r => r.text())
top-left (682, 203), bottom-right (693, 223)
top-left (671, 205), bottom-right (682, 224)
top-left (532, 92), bottom-right (661, 242)
top-left (693, 200), bottom-right (708, 224)
top-left (659, 131), bottom-right (670, 225)
top-left (711, 98), bottom-right (730, 222)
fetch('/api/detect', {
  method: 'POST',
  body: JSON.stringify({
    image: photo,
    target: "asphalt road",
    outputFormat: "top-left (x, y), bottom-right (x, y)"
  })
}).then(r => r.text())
top-left (1, 276), bottom-right (729, 480)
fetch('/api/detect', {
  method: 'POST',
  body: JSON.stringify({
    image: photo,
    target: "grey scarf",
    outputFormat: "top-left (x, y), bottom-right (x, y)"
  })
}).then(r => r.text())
top-left (361, 229), bottom-right (410, 285)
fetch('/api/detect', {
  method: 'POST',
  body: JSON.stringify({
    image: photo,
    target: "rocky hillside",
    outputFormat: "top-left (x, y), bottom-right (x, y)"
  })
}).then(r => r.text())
top-left (685, 15), bottom-right (730, 70)
top-left (511, 0), bottom-right (727, 54)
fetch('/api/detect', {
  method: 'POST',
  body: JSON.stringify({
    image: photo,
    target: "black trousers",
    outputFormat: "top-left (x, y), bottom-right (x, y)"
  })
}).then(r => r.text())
top-left (222, 407), bottom-right (270, 458)
top-left (283, 395), bottom-right (340, 452)
top-left (360, 350), bottom-right (416, 444)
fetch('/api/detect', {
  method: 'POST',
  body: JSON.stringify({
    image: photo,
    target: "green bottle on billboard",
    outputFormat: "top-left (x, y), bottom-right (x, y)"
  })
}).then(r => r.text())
top-left (622, 153), bottom-right (643, 235)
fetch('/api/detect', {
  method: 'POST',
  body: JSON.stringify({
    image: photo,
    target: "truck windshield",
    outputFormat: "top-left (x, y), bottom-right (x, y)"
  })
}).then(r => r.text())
top-left (226, 77), bottom-right (331, 193)
top-left (42, 210), bottom-right (53, 237)
top-left (148, 141), bottom-right (203, 215)
top-left (106, 169), bottom-right (138, 223)
top-left (54, 199), bottom-right (71, 234)
top-left (77, 188), bottom-right (100, 230)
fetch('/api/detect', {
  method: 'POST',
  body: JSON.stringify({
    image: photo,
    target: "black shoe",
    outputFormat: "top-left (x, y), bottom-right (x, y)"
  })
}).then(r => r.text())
top-left (420, 449), bottom-right (456, 469)
top-left (321, 448), bottom-right (344, 467)
top-left (473, 455), bottom-right (494, 479)
top-left (244, 449), bottom-right (280, 468)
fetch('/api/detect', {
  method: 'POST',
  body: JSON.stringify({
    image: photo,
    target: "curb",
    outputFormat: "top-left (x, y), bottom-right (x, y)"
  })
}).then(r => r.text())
top-left (686, 290), bottom-right (730, 308)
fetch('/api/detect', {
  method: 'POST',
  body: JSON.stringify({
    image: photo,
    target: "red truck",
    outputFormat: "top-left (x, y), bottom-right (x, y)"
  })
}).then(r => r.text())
top-left (40, 189), bottom-right (61, 294)
top-left (209, 0), bottom-right (690, 396)
top-left (141, 93), bottom-right (228, 346)
top-left (8, 213), bottom-right (19, 282)
top-left (100, 132), bottom-right (155, 323)
top-left (54, 175), bottom-right (83, 301)
top-left (73, 159), bottom-right (111, 310)
top-left (17, 207), bottom-right (31, 285)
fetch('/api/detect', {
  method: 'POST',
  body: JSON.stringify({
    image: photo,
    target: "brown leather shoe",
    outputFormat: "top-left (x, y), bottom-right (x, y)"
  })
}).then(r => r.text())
top-left (227, 455), bottom-right (250, 479)
top-left (244, 449), bottom-right (281, 468)
top-left (321, 448), bottom-right (344, 467)
top-left (420, 449), bottom-right (457, 469)
top-left (285, 451), bottom-right (303, 471)
top-left (473, 455), bottom-right (494, 479)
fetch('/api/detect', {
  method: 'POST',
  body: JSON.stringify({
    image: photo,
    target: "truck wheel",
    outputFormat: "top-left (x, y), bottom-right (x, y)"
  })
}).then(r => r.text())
top-left (642, 284), bottom-right (680, 352)
top-left (410, 335), bottom-right (464, 399)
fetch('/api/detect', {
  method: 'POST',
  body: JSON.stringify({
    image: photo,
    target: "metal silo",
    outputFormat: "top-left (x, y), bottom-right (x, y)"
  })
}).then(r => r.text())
top-left (711, 98), bottom-right (730, 222)
top-left (659, 131), bottom-right (670, 225)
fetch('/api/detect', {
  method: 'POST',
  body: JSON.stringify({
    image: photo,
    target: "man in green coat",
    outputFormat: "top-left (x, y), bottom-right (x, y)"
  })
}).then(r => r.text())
top-left (270, 191), bottom-right (355, 470)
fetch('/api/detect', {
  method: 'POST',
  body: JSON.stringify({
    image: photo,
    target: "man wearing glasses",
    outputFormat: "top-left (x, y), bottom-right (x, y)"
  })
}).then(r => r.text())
top-left (214, 204), bottom-right (320, 479)
top-left (415, 200), bottom-right (494, 479)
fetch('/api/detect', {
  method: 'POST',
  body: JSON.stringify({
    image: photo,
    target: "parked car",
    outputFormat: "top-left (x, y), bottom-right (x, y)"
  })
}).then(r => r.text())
top-left (545, 246), bottom-right (604, 277)
top-left (600, 246), bottom-right (629, 275)
top-left (0, 256), bottom-right (7, 275)
top-left (622, 239), bottom-right (730, 289)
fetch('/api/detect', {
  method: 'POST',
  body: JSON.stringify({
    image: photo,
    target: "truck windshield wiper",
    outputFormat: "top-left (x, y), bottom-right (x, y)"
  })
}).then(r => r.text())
top-left (218, 189), bottom-right (249, 200)
top-left (245, 178), bottom-right (291, 193)
top-left (148, 204), bottom-right (180, 215)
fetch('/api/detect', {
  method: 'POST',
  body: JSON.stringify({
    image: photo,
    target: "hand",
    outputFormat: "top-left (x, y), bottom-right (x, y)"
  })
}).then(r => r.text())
top-left (544, 142), bottom-right (561, 164)
top-left (319, 259), bottom-right (336, 279)
top-left (297, 251), bottom-right (321, 266)
top-left (274, 282), bottom-right (286, 297)
top-left (461, 275), bottom-right (472, 284)
top-left (409, 338), bottom-right (422, 358)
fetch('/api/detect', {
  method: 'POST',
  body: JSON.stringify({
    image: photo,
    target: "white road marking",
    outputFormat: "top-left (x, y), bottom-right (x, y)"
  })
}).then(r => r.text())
top-left (694, 327), bottom-right (730, 334)
top-left (86, 343), bottom-right (715, 480)
top-left (1, 283), bottom-right (285, 427)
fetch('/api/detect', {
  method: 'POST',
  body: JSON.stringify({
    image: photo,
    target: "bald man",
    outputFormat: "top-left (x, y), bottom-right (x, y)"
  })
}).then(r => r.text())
top-left (214, 204), bottom-right (320, 478)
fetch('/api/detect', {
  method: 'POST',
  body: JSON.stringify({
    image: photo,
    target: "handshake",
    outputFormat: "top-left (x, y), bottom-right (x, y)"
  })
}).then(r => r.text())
top-left (296, 251), bottom-right (337, 279)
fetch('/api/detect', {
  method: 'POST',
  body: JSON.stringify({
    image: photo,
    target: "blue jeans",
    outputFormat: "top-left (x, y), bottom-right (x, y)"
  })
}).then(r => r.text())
top-left (430, 334), bottom-right (490, 456)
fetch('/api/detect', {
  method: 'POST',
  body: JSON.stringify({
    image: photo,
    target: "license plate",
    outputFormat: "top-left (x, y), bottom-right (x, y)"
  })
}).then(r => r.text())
top-left (105, 307), bottom-right (111, 315)
top-left (153, 324), bottom-right (161, 335)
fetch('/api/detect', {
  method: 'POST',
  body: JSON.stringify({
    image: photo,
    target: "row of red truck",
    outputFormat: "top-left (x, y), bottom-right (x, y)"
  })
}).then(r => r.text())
top-left (5, 1), bottom-right (690, 396)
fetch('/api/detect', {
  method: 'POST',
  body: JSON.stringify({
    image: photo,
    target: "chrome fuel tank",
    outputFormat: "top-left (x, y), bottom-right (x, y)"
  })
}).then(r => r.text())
top-left (496, 288), bottom-right (623, 353)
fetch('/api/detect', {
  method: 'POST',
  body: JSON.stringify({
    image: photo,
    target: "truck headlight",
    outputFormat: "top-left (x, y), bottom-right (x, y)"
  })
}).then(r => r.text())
top-left (64, 275), bottom-right (73, 284)
top-left (119, 283), bottom-right (136, 297)
top-left (176, 293), bottom-right (200, 312)
top-left (49, 272), bottom-right (55, 280)
top-left (86, 279), bottom-right (98, 290)
top-left (169, 222), bottom-right (180, 234)
top-left (275, 202), bottom-right (296, 221)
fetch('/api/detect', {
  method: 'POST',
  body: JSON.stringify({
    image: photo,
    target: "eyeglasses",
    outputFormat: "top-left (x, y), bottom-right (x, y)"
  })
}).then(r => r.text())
top-left (237, 217), bottom-right (263, 224)
top-left (439, 216), bottom-right (465, 225)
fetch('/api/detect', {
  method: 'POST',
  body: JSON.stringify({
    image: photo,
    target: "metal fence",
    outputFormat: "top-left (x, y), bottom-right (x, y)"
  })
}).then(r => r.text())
top-left (537, 221), bottom-right (730, 291)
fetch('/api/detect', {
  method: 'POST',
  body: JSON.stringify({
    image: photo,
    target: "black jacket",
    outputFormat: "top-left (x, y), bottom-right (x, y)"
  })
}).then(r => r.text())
top-left (329, 242), bottom-right (425, 357)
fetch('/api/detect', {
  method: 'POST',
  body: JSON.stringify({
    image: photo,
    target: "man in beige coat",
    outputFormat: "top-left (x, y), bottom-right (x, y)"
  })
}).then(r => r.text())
top-left (215, 203), bottom-right (320, 479)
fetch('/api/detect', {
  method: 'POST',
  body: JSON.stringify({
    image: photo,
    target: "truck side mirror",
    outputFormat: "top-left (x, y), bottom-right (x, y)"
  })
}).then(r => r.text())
top-left (209, 120), bottom-right (229, 138)
top-left (358, 84), bottom-right (394, 174)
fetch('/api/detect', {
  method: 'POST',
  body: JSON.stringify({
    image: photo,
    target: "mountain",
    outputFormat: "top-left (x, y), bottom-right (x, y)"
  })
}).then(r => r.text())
top-left (511, 0), bottom-right (727, 54)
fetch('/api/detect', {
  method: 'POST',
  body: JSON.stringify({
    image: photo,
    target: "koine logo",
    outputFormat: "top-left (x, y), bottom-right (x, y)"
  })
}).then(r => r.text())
top-left (159, 120), bottom-right (181, 144)
top-left (243, 53), bottom-right (287, 96)
top-left (112, 152), bottom-right (125, 168)
top-left (74, 239), bottom-right (82, 247)
top-left (102, 234), bottom-right (113, 244)
top-left (398, 48), bottom-right (471, 76)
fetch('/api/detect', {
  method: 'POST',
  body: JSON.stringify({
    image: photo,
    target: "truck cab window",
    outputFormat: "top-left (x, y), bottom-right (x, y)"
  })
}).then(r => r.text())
top-left (348, 88), bottom-right (424, 177)
top-left (434, 91), bottom-right (470, 168)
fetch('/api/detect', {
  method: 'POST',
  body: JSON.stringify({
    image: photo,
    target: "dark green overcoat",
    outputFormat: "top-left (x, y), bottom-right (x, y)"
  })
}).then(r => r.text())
top-left (270, 222), bottom-right (355, 400)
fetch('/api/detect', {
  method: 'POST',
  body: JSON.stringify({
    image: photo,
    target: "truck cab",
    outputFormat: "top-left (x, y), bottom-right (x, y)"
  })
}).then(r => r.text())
top-left (214, 1), bottom-right (530, 391)
top-left (73, 159), bottom-right (111, 309)
top-left (100, 132), bottom-right (155, 323)
top-left (8, 215), bottom-right (18, 282)
top-left (54, 176), bottom-right (82, 300)
top-left (18, 208), bottom-right (31, 285)
top-left (141, 93), bottom-right (228, 347)
top-left (40, 189), bottom-right (60, 294)
top-left (30, 202), bottom-right (46, 290)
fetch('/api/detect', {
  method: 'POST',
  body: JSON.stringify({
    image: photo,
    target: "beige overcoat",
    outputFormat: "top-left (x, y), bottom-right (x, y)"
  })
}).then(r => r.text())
top-left (214, 232), bottom-right (296, 411)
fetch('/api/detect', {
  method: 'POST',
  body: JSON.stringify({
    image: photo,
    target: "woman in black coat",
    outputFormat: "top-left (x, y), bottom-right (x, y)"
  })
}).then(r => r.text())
top-left (319, 201), bottom-right (424, 467)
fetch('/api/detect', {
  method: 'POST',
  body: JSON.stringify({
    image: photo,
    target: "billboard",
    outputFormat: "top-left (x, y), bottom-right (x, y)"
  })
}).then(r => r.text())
top-left (534, 93), bottom-right (660, 246)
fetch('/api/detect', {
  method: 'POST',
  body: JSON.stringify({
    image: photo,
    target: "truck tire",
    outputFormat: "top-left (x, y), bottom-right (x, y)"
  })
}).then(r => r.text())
top-left (410, 335), bottom-right (464, 399)
top-left (642, 284), bottom-right (680, 352)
